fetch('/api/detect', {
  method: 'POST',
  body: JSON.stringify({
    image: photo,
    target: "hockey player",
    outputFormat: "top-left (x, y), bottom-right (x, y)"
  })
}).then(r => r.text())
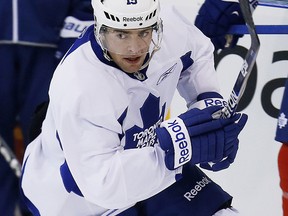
top-left (20, 0), bottom-right (248, 215)
top-left (0, 1), bottom-right (93, 215)
top-left (276, 78), bottom-right (288, 216)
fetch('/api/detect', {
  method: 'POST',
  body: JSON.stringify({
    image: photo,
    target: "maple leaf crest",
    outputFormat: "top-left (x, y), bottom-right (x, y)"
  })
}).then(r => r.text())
top-left (124, 93), bottom-right (166, 149)
top-left (278, 112), bottom-right (288, 129)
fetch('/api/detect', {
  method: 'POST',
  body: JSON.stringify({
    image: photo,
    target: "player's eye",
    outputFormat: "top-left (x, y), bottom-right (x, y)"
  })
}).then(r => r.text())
top-left (116, 32), bottom-right (128, 39)
top-left (139, 30), bottom-right (151, 38)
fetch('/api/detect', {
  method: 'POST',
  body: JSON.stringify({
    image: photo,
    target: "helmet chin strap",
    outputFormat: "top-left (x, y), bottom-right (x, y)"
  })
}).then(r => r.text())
top-left (139, 45), bottom-right (160, 71)
top-left (133, 47), bottom-right (160, 81)
top-left (103, 49), bottom-right (112, 62)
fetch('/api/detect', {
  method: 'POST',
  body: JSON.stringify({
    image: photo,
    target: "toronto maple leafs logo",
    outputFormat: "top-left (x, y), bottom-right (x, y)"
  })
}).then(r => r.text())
top-left (124, 94), bottom-right (166, 149)
top-left (278, 112), bottom-right (288, 129)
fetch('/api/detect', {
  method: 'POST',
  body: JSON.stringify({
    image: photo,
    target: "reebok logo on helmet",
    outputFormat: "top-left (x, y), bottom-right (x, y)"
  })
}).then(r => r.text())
top-left (123, 16), bottom-right (144, 22)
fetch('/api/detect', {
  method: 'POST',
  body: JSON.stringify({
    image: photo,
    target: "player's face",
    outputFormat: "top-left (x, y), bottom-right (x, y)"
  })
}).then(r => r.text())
top-left (100, 27), bottom-right (153, 73)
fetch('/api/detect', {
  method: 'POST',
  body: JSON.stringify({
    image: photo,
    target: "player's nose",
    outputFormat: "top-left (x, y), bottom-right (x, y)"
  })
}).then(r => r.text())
top-left (127, 37), bottom-right (148, 55)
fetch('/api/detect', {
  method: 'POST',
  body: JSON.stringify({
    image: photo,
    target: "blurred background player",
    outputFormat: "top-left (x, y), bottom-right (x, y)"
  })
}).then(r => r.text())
top-left (195, 0), bottom-right (246, 50)
top-left (276, 78), bottom-right (288, 216)
top-left (0, 1), bottom-right (93, 215)
top-left (20, 0), bottom-right (248, 215)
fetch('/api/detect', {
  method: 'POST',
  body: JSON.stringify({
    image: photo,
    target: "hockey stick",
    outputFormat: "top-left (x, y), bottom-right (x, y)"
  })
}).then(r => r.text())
top-left (220, 0), bottom-right (260, 118)
top-left (0, 135), bottom-right (22, 178)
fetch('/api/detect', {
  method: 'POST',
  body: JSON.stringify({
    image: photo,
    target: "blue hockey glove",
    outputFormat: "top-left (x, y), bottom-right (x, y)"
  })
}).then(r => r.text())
top-left (200, 139), bottom-right (239, 171)
top-left (189, 92), bottom-right (248, 171)
top-left (155, 106), bottom-right (248, 170)
top-left (195, 0), bottom-right (245, 50)
top-left (199, 112), bottom-right (248, 171)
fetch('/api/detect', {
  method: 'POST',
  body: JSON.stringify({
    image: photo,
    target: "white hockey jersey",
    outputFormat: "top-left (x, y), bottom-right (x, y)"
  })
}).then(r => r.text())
top-left (20, 5), bottom-right (220, 216)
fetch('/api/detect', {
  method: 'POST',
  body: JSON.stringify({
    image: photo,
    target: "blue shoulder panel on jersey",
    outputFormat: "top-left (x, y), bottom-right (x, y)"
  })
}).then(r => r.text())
top-left (180, 51), bottom-right (194, 72)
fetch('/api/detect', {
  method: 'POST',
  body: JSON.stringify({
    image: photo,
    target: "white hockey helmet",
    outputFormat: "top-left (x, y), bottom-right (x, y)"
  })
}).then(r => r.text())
top-left (92, 0), bottom-right (161, 31)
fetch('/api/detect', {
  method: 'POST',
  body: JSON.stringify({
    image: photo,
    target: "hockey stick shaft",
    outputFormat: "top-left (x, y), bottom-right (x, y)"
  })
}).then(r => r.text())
top-left (0, 135), bottom-right (22, 178)
top-left (221, 0), bottom-right (260, 118)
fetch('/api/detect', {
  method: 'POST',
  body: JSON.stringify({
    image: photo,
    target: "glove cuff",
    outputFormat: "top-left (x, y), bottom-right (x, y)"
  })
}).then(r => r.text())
top-left (155, 127), bottom-right (173, 148)
top-left (160, 117), bottom-right (192, 169)
top-left (189, 92), bottom-right (226, 119)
